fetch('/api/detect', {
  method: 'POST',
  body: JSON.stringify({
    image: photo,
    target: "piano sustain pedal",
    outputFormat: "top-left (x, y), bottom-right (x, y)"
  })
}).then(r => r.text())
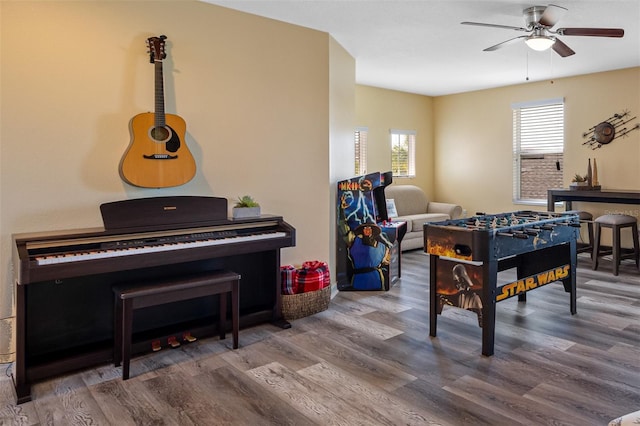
top-left (151, 340), bottom-right (162, 352)
top-left (183, 332), bottom-right (197, 343)
top-left (167, 336), bottom-right (181, 348)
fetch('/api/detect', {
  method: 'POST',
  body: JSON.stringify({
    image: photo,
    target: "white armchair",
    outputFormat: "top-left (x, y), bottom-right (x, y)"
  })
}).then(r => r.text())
top-left (384, 185), bottom-right (462, 251)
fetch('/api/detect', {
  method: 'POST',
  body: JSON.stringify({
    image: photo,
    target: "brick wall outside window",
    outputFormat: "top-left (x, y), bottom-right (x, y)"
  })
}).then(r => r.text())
top-left (512, 98), bottom-right (564, 203)
top-left (520, 153), bottom-right (563, 200)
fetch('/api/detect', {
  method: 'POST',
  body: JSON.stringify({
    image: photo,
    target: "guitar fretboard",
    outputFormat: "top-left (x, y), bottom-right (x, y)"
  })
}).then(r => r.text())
top-left (154, 60), bottom-right (165, 128)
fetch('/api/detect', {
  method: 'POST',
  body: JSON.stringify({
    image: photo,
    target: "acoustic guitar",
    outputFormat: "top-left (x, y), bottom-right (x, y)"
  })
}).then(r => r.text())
top-left (120, 35), bottom-right (196, 188)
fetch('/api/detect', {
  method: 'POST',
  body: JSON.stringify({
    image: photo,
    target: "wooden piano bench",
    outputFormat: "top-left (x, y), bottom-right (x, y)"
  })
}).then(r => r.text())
top-left (113, 269), bottom-right (241, 380)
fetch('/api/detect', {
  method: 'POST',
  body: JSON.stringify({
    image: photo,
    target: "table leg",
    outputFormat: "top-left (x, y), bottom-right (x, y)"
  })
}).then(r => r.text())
top-left (429, 255), bottom-right (438, 337)
top-left (481, 260), bottom-right (498, 356)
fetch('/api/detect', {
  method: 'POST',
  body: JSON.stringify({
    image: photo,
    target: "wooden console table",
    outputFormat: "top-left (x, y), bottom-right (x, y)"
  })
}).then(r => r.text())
top-left (547, 189), bottom-right (640, 212)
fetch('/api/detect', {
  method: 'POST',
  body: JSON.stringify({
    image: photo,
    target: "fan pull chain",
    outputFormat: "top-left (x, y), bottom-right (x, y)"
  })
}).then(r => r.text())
top-left (549, 48), bottom-right (554, 84)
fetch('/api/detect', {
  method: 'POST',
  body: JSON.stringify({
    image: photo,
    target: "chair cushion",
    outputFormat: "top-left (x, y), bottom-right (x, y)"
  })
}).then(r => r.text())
top-left (565, 210), bottom-right (593, 221)
top-left (595, 214), bottom-right (637, 226)
top-left (384, 185), bottom-right (429, 216)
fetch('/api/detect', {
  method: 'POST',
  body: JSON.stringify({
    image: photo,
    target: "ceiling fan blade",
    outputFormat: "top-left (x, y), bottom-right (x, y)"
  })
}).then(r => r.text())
top-left (552, 37), bottom-right (575, 57)
top-left (556, 28), bottom-right (624, 37)
top-left (538, 4), bottom-right (568, 28)
top-left (461, 21), bottom-right (528, 32)
top-left (484, 36), bottom-right (527, 52)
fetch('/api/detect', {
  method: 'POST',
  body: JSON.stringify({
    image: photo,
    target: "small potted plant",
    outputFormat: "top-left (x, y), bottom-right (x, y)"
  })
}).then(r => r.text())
top-left (570, 173), bottom-right (588, 189)
top-left (233, 195), bottom-right (261, 219)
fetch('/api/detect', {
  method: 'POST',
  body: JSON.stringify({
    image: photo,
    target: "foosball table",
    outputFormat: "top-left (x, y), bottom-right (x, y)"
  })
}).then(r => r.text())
top-left (424, 210), bottom-right (580, 356)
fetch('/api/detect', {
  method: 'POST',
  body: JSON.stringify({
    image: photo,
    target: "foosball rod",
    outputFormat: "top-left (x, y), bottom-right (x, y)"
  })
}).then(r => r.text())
top-left (496, 231), bottom-right (529, 239)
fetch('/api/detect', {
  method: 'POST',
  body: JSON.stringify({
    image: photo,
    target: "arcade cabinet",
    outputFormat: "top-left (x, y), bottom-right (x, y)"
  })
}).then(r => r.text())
top-left (336, 172), bottom-right (406, 291)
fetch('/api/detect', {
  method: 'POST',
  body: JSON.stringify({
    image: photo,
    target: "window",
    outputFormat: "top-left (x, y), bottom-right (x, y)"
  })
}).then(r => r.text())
top-left (390, 129), bottom-right (416, 177)
top-left (354, 127), bottom-right (368, 175)
top-left (512, 98), bottom-right (564, 203)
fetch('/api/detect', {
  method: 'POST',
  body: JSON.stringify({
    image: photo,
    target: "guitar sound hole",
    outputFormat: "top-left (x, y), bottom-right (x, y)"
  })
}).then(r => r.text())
top-left (150, 126), bottom-right (171, 143)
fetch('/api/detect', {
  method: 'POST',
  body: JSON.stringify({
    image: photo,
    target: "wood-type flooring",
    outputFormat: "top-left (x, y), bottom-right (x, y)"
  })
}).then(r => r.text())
top-left (1, 251), bottom-right (638, 425)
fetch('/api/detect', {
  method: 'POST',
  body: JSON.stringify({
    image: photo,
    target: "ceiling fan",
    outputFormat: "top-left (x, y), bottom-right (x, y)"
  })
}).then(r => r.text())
top-left (461, 4), bottom-right (624, 57)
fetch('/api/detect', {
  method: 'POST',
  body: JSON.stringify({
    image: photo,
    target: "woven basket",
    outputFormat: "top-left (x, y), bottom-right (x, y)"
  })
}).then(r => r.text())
top-left (282, 285), bottom-right (331, 320)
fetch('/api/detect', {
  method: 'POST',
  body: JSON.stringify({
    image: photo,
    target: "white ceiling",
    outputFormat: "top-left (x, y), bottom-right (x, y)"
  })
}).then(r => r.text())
top-left (204, 0), bottom-right (640, 96)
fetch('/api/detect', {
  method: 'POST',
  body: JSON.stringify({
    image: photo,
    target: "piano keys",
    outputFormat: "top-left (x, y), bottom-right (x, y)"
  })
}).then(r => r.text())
top-left (28, 224), bottom-right (286, 266)
top-left (12, 196), bottom-right (295, 403)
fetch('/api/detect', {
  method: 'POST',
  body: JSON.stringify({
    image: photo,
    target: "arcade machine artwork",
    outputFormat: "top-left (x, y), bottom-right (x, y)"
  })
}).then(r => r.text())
top-left (336, 172), bottom-right (406, 291)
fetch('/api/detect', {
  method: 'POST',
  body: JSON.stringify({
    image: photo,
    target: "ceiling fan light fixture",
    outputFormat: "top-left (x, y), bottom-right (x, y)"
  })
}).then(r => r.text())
top-left (525, 35), bottom-right (556, 51)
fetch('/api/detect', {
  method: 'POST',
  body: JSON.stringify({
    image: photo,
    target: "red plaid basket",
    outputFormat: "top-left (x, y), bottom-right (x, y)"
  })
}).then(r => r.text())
top-left (280, 261), bottom-right (331, 320)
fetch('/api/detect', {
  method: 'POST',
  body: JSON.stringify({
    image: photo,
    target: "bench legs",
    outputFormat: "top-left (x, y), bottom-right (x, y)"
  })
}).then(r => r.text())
top-left (114, 292), bottom-right (123, 367)
top-left (220, 284), bottom-right (240, 349)
top-left (114, 272), bottom-right (240, 380)
top-left (122, 299), bottom-right (134, 380)
top-left (231, 281), bottom-right (239, 349)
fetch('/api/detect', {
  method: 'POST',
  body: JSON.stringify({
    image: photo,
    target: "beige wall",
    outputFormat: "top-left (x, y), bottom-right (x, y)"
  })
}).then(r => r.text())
top-left (329, 37), bottom-right (357, 290)
top-left (355, 85), bottom-right (435, 194)
top-left (0, 1), bottom-right (350, 361)
top-left (434, 68), bottom-right (640, 217)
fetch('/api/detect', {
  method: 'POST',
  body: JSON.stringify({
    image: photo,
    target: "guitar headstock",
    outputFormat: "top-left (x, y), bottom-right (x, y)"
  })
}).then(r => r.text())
top-left (147, 35), bottom-right (167, 63)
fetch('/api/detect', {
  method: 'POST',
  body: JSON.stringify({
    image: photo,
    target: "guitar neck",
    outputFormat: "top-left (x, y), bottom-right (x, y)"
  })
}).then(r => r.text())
top-left (154, 60), bottom-right (165, 128)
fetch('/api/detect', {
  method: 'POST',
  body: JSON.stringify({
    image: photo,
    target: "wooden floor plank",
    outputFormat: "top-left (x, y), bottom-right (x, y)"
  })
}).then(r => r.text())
top-left (336, 291), bottom-right (413, 313)
top-left (137, 371), bottom-right (231, 425)
top-left (0, 374), bottom-right (38, 426)
top-left (247, 361), bottom-right (392, 425)
top-left (31, 374), bottom-right (110, 425)
top-left (193, 365), bottom-right (316, 425)
top-left (311, 309), bottom-right (405, 340)
top-left (524, 379), bottom-right (634, 424)
top-left (394, 377), bottom-right (519, 426)
top-left (511, 346), bottom-right (639, 415)
top-left (443, 375), bottom-right (586, 426)
top-left (87, 379), bottom-right (179, 425)
top-left (287, 330), bottom-right (418, 392)
top-left (219, 331), bottom-right (322, 374)
top-left (297, 361), bottom-right (449, 426)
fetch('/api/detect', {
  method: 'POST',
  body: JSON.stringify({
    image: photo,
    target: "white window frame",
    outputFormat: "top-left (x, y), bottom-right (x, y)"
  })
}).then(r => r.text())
top-left (512, 98), bottom-right (564, 204)
top-left (390, 129), bottom-right (416, 178)
top-left (354, 127), bottom-right (368, 175)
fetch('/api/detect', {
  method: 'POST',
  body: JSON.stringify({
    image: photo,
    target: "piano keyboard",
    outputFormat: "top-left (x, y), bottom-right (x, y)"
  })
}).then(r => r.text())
top-left (35, 231), bottom-right (287, 266)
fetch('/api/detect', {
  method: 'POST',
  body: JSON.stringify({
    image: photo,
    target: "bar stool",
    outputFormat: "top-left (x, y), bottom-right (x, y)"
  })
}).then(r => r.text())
top-left (592, 214), bottom-right (640, 276)
top-left (566, 210), bottom-right (594, 257)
